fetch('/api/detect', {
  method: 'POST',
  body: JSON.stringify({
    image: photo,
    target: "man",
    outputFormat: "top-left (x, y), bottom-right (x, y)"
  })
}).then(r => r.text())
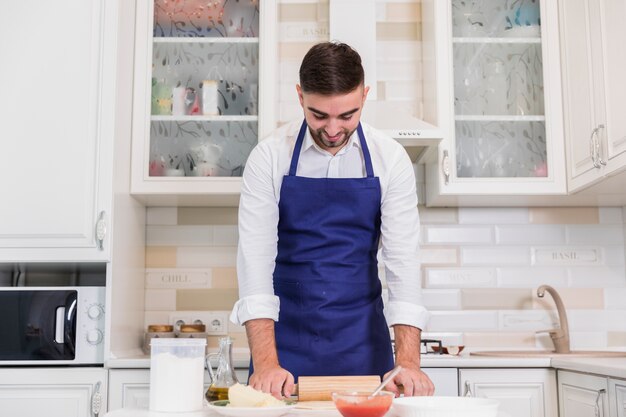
top-left (230, 42), bottom-right (432, 399)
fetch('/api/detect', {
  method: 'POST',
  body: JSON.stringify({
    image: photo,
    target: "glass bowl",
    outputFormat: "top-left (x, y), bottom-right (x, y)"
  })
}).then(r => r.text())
top-left (331, 391), bottom-right (394, 417)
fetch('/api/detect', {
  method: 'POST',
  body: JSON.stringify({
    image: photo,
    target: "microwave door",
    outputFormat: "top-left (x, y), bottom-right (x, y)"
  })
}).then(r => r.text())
top-left (0, 290), bottom-right (77, 361)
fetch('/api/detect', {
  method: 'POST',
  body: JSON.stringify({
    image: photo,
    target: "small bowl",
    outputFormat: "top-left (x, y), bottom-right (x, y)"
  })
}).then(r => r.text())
top-left (331, 391), bottom-right (394, 417)
top-left (431, 345), bottom-right (465, 355)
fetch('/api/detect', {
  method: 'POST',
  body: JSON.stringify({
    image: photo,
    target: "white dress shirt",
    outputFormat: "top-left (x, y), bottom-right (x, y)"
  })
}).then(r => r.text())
top-left (230, 119), bottom-right (429, 330)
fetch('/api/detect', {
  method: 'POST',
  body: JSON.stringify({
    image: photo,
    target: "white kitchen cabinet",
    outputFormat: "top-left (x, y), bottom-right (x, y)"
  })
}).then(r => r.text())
top-left (558, 370), bottom-right (610, 417)
top-left (108, 368), bottom-right (249, 410)
top-left (0, 368), bottom-right (107, 417)
top-left (129, 0), bottom-right (278, 206)
top-left (460, 368), bottom-right (558, 417)
top-left (422, 367), bottom-right (458, 397)
top-left (423, 0), bottom-right (567, 205)
top-left (559, 0), bottom-right (626, 193)
top-left (0, 0), bottom-right (120, 261)
top-left (610, 378), bottom-right (626, 417)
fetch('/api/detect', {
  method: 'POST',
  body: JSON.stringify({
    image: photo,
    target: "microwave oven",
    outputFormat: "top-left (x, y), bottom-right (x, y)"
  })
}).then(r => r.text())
top-left (0, 263), bottom-right (106, 365)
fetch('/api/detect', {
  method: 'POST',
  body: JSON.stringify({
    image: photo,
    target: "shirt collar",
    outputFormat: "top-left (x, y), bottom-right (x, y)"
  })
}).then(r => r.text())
top-left (301, 125), bottom-right (362, 156)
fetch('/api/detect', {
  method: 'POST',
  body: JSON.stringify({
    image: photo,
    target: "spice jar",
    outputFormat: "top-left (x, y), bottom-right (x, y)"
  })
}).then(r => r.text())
top-left (143, 324), bottom-right (175, 355)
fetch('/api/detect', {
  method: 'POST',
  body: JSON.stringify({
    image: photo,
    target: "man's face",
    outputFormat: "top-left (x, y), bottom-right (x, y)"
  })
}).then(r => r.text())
top-left (297, 85), bottom-right (369, 155)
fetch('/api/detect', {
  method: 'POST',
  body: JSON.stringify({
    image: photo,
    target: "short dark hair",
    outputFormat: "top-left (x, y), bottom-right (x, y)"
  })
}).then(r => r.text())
top-left (299, 42), bottom-right (364, 95)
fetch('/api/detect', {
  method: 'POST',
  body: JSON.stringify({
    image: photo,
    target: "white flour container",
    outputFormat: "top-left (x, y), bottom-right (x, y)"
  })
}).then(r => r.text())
top-left (149, 338), bottom-right (207, 412)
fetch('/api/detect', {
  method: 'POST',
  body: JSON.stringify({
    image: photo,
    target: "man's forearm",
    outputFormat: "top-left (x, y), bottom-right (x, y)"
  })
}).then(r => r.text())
top-left (393, 324), bottom-right (422, 368)
top-left (245, 318), bottom-right (280, 370)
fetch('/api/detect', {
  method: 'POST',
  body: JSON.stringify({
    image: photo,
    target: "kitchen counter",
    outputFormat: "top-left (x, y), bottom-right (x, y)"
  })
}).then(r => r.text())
top-left (551, 357), bottom-right (626, 379)
top-left (103, 407), bottom-right (339, 417)
top-left (106, 349), bottom-right (551, 369)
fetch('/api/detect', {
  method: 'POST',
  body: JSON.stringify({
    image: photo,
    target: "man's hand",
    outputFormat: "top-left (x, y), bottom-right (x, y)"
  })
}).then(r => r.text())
top-left (383, 365), bottom-right (434, 396)
top-left (249, 365), bottom-right (295, 400)
top-left (390, 324), bottom-right (435, 396)
top-left (245, 318), bottom-right (294, 399)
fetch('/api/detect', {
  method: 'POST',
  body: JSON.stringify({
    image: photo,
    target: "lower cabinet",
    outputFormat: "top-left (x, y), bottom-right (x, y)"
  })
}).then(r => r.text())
top-left (0, 367), bottom-right (107, 417)
top-left (559, 370), bottom-right (626, 417)
top-left (422, 367), bottom-right (458, 397)
top-left (610, 377), bottom-right (626, 417)
top-left (460, 368), bottom-right (558, 417)
top-left (108, 368), bottom-right (249, 410)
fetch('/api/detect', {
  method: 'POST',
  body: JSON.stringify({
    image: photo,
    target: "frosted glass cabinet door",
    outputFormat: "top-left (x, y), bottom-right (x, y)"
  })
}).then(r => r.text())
top-left (425, 0), bottom-right (565, 202)
top-left (131, 0), bottom-right (277, 204)
top-left (452, 0), bottom-right (546, 179)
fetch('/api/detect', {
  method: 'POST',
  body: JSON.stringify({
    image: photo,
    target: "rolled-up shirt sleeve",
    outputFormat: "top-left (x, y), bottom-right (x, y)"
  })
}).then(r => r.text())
top-left (379, 145), bottom-right (429, 330)
top-left (230, 141), bottom-right (281, 326)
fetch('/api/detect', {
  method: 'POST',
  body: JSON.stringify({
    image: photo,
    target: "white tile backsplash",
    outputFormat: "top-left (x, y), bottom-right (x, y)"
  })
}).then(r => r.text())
top-left (496, 225), bottom-right (566, 245)
top-left (176, 246), bottom-right (238, 268)
top-left (599, 207), bottom-right (623, 224)
top-left (569, 266), bottom-right (626, 287)
top-left (568, 332), bottom-right (609, 350)
top-left (498, 311), bottom-right (559, 331)
top-left (532, 247), bottom-right (602, 266)
top-left (422, 289), bottom-right (461, 310)
top-left (146, 269), bottom-right (212, 289)
top-left (213, 225), bottom-right (239, 246)
top-left (568, 310), bottom-right (626, 331)
top-left (147, 225), bottom-right (213, 246)
top-left (461, 247), bottom-right (530, 265)
top-left (419, 247), bottom-right (458, 265)
top-left (425, 226), bottom-right (493, 244)
top-left (424, 268), bottom-right (496, 288)
top-left (604, 246), bottom-right (626, 266)
top-left (147, 207), bottom-right (178, 225)
top-left (605, 288), bottom-right (626, 309)
top-left (458, 208), bottom-right (529, 224)
top-left (427, 311), bottom-right (499, 332)
top-left (144, 289), bottom-right (177, 311)
top-left (376, 41), bottom-right (421, 61)
top-left (567, 226), bottom-right (625, 245)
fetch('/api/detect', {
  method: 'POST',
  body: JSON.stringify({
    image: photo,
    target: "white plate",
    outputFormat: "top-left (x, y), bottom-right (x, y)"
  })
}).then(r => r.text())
top-left (207, 400), bottom-right (297, 417)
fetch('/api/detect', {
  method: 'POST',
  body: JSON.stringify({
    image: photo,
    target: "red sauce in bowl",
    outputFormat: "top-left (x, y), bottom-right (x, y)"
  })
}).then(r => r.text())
top-left (334, 395), bottom-right (393, 417)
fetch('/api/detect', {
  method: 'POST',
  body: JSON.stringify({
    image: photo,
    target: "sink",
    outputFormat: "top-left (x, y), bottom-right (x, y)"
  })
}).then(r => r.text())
top-left (470, 350), bottom-right (626, 358)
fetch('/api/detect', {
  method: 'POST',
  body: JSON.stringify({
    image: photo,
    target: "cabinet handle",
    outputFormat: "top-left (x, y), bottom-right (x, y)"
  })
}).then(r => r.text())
top-left (442, 150), bottom-right (451, 185)
top-left (597, 124), bottom-right (607, 166)
top-left (95, 211), bottom-right (106, 251)
top-left (91, 381), bottom-right (102, 417)
top-left (590, 125), bottom-right (606, 168)
top-left (594, 388), bottom-right (606, 417)
top-left (463, 380), bottom-right (473, 397)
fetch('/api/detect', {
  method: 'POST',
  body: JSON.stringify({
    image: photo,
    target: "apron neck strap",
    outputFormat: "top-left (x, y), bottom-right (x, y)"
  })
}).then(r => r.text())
top-left (289, 120), bottom-right (376, 178)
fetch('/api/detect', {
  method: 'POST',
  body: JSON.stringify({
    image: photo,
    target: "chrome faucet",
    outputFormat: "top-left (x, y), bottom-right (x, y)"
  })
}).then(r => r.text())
top-left (537, 285), bottom-right (571, 353)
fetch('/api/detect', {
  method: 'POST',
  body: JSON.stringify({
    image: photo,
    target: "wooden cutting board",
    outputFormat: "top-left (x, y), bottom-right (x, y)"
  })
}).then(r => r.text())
top-left (297, 375), bottom-right (381, 402)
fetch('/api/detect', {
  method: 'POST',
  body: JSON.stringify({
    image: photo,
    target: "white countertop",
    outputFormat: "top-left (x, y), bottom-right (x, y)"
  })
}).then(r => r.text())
top-left (103, 406), bottom-right (339, 417)
top-left (550, 357), bottom-right (626, 379)
top-left (107, 348), bottom-right (626, 379)
top-left (106, 350), bottom-right (551, 369)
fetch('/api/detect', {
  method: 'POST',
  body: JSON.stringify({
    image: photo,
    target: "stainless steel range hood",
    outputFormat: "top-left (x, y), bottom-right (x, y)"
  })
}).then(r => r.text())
top-left (360, 101), bottom-right (443, 163)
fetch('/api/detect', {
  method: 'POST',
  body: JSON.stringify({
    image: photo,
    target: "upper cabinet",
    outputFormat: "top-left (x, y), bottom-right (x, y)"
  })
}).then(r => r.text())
top-left (559, 0), bottom-right (626, 193)
top-left (130, 0), bottom-right (277, 206)
top-left (0, 0), bottom-right (118, 261)
top-left (423, 0), bottom-right (567, 205)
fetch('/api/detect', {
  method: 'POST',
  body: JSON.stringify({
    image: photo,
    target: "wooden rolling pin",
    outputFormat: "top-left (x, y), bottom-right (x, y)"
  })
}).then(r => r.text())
top-left (297, 375), bottom-right (381, 401)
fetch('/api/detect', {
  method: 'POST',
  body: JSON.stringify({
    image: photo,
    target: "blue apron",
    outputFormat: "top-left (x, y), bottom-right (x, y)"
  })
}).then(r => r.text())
top-left (251, 120), bottom-right (394, 381)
